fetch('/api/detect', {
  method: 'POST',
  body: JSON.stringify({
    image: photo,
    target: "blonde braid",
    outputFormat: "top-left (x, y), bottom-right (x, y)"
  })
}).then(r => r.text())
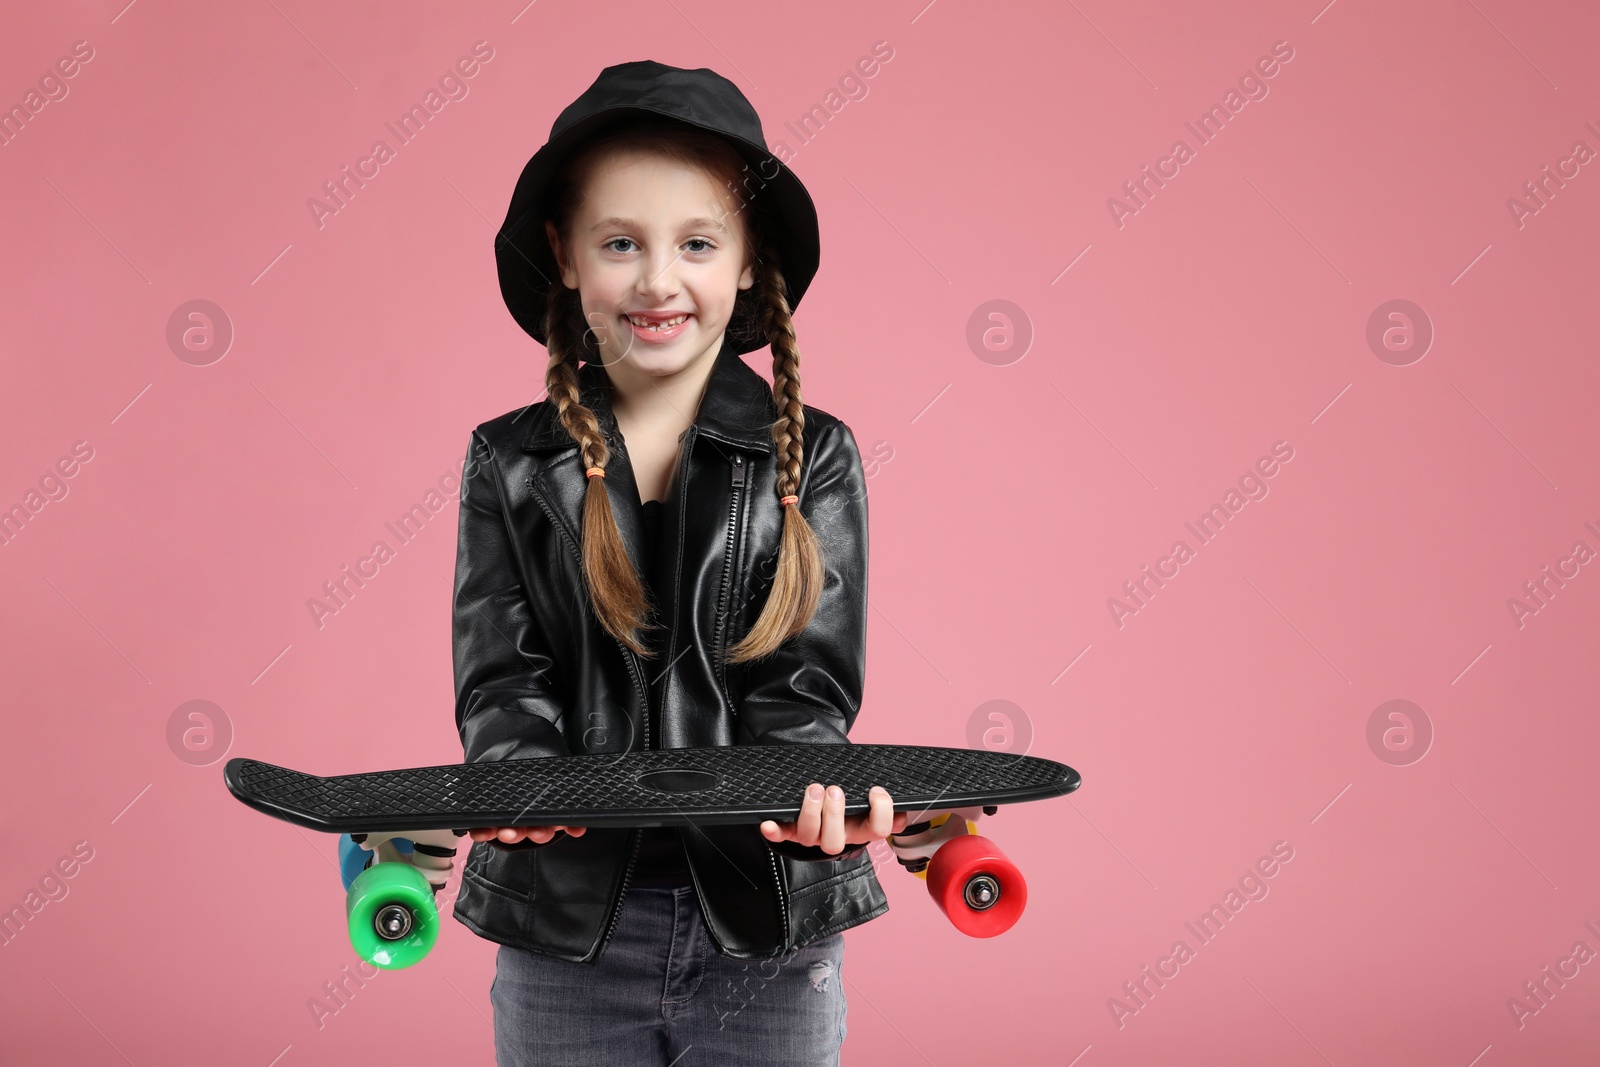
top-left (726, 239), bottom-right (825, 663)
top-left (544, 286), bottom-right (659, 657)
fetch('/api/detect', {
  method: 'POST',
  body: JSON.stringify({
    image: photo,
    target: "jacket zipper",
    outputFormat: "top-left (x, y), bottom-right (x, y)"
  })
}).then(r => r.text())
top-left (596, 619), bottom-right (648, 957)
top-left (598, 426), bottom-right (710, 957)
top-left (709, 448), bottom-right (789, 947)
top-left (711, 450), bottom-right (745, 681)
top-left (526, 467), bottom-right (648, 958)
top-left (533, 434), bottom-right (775, 959)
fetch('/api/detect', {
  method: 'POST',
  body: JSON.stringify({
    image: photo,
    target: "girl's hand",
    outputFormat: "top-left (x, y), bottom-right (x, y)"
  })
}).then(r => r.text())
top-left (467, 825), bottom-right (587, 846)
top-left (759, 783), bottom-right (908, 855)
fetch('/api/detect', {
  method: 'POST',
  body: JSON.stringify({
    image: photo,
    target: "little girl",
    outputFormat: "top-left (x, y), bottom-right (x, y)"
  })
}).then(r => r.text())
top-left (450, 61), bottom-right (906, 1065)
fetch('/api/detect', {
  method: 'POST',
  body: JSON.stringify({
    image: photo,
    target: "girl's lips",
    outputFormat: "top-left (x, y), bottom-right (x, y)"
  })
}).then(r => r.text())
top-left (625, 313), bottom-right (692, 343)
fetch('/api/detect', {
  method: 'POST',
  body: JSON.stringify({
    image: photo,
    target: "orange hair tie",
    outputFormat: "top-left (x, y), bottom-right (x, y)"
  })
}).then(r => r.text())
top-left (585, 467), bottom-right (605, 479)
top-left (779, 495), bottom-right (798, 507)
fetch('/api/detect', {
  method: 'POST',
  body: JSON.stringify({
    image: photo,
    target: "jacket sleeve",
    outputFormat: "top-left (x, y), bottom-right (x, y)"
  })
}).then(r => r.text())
top-left (736, 419), bottom-right (873, 863)
top-left (453, 429), bottom-right (571, 850)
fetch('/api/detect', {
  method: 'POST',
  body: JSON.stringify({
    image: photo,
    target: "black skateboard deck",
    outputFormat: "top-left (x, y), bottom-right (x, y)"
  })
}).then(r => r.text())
top-left (224, 743), bottom-right (1080, 834)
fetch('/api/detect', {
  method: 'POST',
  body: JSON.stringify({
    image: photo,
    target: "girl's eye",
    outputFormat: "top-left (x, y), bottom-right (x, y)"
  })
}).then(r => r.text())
top-left (602, 237), bottom-right (716, 254)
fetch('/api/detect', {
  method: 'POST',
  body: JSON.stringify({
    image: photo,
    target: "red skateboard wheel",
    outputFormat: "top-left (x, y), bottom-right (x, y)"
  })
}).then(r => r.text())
top-left (925, 834), bottom-right (1027, 937)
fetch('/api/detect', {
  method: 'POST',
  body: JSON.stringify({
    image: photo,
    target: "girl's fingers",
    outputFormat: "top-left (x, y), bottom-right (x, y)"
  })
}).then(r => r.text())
top-left (820, 784), bottom-right (846, 855)
top-left (466, 795), bottom-right (906, 851)
top-left (465, 825), bottom-right (585, 845)
top-left (518, 825), bottom-right (584, 842)
top-left (471, 797), bottom-right (904, 852)
top-left (867, 786), bottom-right (897, 839)
top-left (796, 782), bottom-right (825, 846)
top-left (763, 783), bottom-right (828, 847)
top-left (763, 786), bottom-right (910, 851)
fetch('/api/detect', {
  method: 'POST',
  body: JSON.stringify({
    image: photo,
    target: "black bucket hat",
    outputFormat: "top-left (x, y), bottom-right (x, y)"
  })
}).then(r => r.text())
top-left (495, 60), bottom-right (821, 358)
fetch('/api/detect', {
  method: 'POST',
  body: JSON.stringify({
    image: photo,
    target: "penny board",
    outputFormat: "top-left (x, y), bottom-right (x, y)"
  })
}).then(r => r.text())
top-left (224, 743), bottom-right (1080, 834)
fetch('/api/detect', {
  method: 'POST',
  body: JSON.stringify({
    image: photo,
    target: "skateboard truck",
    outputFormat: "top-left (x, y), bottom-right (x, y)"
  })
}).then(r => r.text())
top-left (338, 829), bottom-right (462, 968)
top-left (886, 805), bottom-right (1028, 937)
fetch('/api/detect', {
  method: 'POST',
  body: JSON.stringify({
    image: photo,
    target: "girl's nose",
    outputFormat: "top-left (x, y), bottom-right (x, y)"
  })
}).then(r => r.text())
top-left (636, 250), bottom-right (684, 298)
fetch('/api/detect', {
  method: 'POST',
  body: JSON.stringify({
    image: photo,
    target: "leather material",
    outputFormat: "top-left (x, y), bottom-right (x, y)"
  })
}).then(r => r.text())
top-left (450, 335), bottom-right (888, 963)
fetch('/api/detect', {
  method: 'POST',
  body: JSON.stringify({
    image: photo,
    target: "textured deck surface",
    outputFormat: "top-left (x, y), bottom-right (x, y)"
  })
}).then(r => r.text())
top-left (224, 743), bottom-right (1080, 833)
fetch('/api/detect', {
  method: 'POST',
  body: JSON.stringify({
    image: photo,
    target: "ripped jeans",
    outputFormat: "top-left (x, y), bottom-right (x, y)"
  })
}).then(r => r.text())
top-left (491, 885), bottom-right (847, 1066)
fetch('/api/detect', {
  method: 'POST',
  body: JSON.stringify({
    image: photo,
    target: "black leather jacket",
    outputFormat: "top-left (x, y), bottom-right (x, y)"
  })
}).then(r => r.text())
top-left (449, 336), bottom-right (888, 963)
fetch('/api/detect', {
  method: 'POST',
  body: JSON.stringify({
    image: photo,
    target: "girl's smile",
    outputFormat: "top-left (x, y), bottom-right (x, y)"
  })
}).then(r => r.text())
top-left (623, 309), bottom-right (694, 343)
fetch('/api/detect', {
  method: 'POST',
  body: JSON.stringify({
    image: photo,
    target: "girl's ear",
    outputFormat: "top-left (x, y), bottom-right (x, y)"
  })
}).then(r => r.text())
top-left (545, 220), bottom-right (578, 289)
top-left (738, 255), bottom-right (756, 291)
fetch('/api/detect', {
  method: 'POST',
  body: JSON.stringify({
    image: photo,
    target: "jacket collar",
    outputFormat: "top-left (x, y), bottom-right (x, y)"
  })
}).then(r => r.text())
top-left (520, 333), bottom-right (776, 455)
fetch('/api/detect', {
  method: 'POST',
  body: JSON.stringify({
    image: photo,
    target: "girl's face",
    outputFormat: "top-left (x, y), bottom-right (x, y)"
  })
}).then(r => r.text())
top-left (547, 148), bottom-right (754, 384)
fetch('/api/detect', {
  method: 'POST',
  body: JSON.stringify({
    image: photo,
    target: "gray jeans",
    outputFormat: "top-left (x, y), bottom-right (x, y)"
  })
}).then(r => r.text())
top-left (491, 885), bottom-right (847, 1066)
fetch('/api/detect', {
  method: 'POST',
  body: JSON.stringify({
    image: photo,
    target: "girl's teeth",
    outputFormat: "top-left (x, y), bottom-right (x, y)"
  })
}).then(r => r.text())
top-left (630, 314), bottom-right (688, 329)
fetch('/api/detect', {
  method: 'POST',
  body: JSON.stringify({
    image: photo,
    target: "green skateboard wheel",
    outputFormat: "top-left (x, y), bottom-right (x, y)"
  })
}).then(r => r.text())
top-left (346, 862), bottom-right (438, 969)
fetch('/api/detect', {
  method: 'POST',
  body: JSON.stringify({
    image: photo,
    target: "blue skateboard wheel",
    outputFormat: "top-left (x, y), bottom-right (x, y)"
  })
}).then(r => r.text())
top-left (338, 834), bottom-right (415, 890)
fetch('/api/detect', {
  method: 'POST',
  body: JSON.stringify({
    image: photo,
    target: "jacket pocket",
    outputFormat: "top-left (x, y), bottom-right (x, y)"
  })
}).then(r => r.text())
top-left (461, 840), bottom-right (534, 905)
top-left (786, 856), bottom-right (888, 946)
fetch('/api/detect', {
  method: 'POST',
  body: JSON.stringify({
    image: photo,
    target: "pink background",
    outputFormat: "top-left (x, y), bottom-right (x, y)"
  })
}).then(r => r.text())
top-left (3, 1), bottom-right (1598, 1063)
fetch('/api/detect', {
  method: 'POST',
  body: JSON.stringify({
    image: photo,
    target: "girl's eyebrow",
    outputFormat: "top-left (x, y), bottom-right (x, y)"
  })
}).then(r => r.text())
top-left (589, 215), bottom-right (729, 234)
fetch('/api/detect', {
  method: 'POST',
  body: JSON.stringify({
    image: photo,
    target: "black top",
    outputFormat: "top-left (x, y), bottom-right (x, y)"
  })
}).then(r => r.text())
top-left (630, 498), bottom-right (694, 888)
